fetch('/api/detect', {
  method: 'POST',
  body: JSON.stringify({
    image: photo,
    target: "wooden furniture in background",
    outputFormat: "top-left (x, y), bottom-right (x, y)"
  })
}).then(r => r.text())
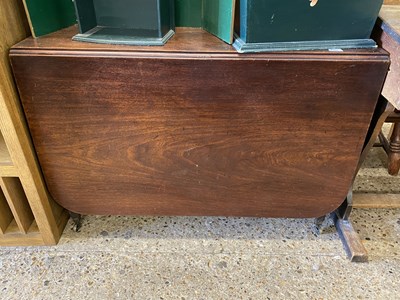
top-left (10, 26), bottom-right (389, 219)
top-left (378, 110), bottom-right (400, 175)
top-left (353, 193), bottom-right (400, 208)
top-left (0, 0), bottom-right (68, 246)
top-left (373, 5), bottom-right (400, 175)
top-left (383, 0), bottom-right (400, 4)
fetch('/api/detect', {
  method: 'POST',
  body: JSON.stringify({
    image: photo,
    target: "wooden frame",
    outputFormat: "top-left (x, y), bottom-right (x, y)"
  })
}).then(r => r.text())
top-left (0, 0), bottom-right (68, 246)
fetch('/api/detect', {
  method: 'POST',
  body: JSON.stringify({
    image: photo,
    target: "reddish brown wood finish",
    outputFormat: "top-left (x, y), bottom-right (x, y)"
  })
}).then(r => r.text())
top-left (388, 122), bottom-right (400, 175)
top-left (10, 27), bottom-right (389, 217)
top-left (372, 6), bottom-right (400, 176)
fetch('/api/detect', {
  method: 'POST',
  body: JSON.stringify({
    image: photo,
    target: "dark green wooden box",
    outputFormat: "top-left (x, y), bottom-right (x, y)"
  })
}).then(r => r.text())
top-left (234, 0), bottom-right (384, 52)
top-left (73, 0), bottom-right (175, 45)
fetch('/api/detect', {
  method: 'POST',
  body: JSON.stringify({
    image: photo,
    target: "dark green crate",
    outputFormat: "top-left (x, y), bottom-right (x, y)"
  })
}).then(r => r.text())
top-left (234, 0), bottom-right (383, 52)
top-left (73, 0), bottom-right (175, 45)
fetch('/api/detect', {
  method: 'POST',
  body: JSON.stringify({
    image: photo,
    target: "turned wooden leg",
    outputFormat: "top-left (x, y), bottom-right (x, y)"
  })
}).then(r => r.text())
top-left (388, 123), bottom-right (400, 176)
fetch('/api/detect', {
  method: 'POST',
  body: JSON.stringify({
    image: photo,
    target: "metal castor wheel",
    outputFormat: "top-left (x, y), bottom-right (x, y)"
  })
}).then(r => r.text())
top-left (313, 213), bottom-right (335, 235)
top-left (69, 212), bottom-right (83, 232)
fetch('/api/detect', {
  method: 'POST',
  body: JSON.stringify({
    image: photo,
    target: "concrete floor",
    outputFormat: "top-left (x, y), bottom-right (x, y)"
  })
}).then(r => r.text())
top-left (1, 131), bottom-right (399, 299)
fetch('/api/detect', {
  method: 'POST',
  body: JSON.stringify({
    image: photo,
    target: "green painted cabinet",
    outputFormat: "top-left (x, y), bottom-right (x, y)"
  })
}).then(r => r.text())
top-left (234, 0), bottom-right (384, 52)
top-left (73, 0), bottom-right (175, 45)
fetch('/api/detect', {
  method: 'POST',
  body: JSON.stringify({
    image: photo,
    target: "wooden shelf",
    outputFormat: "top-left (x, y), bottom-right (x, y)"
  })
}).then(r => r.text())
top-left (0, 177), bottom-right (35, 233)
top-left (0, 0), bottom-right (69, 246)
top-left (0, 133), bottom-right (12, 166)
top-left (0, 210), bottom-right (69, 247)
top-left (0, 133), bottom-right (18, 176)
top-left (0, 220), bottom-right (44, 246)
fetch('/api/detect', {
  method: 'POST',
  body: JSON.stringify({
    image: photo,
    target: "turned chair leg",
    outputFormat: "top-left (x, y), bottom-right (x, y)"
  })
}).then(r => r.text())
top-left (388, 122), bottom-right (400, 176)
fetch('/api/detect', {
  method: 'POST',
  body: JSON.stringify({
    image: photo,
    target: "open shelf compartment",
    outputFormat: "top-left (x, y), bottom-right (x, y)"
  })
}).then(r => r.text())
top-left (0, 177), bottom-right (35, 234)
top-left (0, 132), bottom-right (12, 166)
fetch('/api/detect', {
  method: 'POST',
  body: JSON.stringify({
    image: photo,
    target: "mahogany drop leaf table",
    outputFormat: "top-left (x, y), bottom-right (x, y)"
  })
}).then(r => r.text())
top-left (10, 27), bottom-right (389, 220)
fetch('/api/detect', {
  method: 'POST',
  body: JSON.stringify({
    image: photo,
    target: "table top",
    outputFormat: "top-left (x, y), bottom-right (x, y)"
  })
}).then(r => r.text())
top-left (12, 26), bottom-right (387, 61)
top-left (11, 31), bottom-right (390, 218)
top-left (13, 26), bottom-right (234, 54)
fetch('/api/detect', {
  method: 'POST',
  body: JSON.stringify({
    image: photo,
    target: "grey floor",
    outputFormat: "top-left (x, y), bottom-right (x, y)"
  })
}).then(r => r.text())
top-left (1, 129), bottom-right (400, 299)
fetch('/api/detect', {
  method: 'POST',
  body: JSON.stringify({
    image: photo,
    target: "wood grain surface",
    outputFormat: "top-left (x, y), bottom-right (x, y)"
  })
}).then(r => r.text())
top-left (353, 193), bottom-right (400, 208)
top-left (383, 0), bottom-right (400, 4)
top-left (10, 28), bottom-right (389, 218)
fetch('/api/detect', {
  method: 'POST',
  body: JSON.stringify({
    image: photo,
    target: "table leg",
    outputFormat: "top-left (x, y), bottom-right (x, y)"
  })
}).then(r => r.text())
top-left (334, 190), bottom-right (368, 262)
top-left (334, 214), bottom-right (368, 263)
top-left (388, 122), bottom-right (400, 175)
top-left (69, 212), bottom-right (82, 232)
top-left (335, 99), bottom-right (392, 262)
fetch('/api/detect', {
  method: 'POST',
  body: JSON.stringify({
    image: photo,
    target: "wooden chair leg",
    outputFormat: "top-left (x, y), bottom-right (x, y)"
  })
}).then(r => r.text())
top-left (388, 122), bottom-right (400, 176)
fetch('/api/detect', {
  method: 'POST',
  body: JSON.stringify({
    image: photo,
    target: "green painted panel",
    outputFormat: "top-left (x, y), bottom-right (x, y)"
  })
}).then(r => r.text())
top-left (175, 0), bottom-right (235, 44)
top-left (239, 0), bottom-right (383, 43)
top-left (24, 0), bottom-right (76, 37)
top-left (175, 0), bottom-right (202, 27)
top-left (203, 0), bottom-right (235, 44)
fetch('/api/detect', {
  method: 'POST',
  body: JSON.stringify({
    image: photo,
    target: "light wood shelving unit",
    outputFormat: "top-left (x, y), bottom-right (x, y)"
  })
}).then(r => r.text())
top-left (0, 0), bottom-right (68, 246)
